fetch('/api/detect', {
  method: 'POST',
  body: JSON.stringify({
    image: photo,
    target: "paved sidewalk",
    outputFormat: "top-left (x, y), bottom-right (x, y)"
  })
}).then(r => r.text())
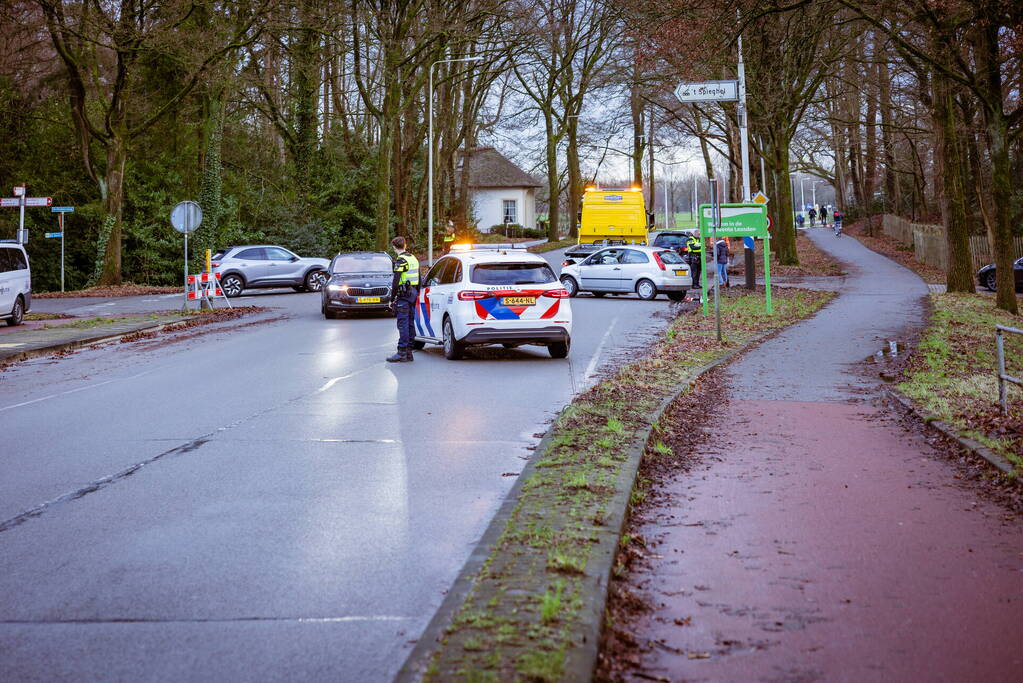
top-left (0, 314), bottom-right (188, 364)
top-left (617, 231), bottom-right (1023, 680)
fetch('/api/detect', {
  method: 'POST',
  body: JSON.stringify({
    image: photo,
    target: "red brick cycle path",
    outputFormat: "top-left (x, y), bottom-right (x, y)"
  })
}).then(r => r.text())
top-left (601, 230), bottom-right (1023, 682)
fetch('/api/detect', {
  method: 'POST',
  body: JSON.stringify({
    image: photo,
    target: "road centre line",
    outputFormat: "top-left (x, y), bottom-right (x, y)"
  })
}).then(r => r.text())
top-left (0, 370), bottom-right (154, 413)
top-left (0, 615), bottom-right (413, 625)
top-left (317, 365), bottom-right (379, 393)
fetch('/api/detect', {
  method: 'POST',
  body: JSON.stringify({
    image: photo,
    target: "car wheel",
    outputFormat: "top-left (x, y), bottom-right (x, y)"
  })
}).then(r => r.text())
top-left (560, 276), bottom-right (579, 297)
top-left (6, 296), bottom-right (24, 326)
top-left (984, 270), bottom-right (997, 291)
top-left (411, 340), bottom-right (426, 350)
top-left (305, 270), bottom-right (325, 292)
top-left (221, 274), bottom-right (244, 297)
top-left (591, 291), bottom-right (606, 298)
top-left (443, 317), bottom-right (464, 360)
top-left (636, 278), bottom-right (657, 300)
top-left (667, 291), bottom-right (687, 302)
top-left (502, 343), bottom-right (518, 349)
top-left (548, 339), bottom-right (570, 358)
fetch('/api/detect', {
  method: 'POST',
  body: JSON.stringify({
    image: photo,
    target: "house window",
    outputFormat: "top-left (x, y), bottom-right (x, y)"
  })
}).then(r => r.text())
top-left (503, 199), bottom-right (517, 224)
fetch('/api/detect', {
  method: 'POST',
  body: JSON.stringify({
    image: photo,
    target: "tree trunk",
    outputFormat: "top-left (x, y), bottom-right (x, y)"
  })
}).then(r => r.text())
top-left (973, 23), bottom-right (1019, 314)
top-left (630, 65), bottom-right (644, 187)
top-left (769, 135), bottom-right (798, 265)
top-left (544, 110), bottom-right (560, 241)
top-left (931, 68), bottom-right (974, 293)
top-left (566, 116), bottom-right (581, 238)
top-left (97, 134), bottom-right (127, 285)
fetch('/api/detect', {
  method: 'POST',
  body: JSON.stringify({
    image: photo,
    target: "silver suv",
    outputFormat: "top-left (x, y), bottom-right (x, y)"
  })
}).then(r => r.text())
top-left (211, 245), bottom-right (329, 297)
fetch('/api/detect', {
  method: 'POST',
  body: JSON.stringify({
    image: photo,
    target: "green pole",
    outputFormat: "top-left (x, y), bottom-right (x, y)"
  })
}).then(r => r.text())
top-left (763, 235), bottom-right (773, 314)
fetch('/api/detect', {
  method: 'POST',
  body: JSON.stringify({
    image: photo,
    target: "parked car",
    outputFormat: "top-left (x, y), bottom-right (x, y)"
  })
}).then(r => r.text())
top-left (0, 242), bottom-right (31, 326)
top-left (559, 245), bottom-right (692, 301)
top-left (322, 251), bottom-right (395, 318)
top-left (211, 245), bottom-right (329, 297)
top-left (977, 258), bottom-right (1023, 292)
top-left (413, 245), bottom-right (572, 359)
top-left (650, 229), bottom-right (698, 255)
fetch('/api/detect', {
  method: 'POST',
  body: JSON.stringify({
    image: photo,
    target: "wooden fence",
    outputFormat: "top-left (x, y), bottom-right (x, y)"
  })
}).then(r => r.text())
top-left (880, 214), bottom-right (1023, 271)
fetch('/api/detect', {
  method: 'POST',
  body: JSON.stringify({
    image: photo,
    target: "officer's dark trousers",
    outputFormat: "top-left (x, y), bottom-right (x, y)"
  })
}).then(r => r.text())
top-left (394, 290), bottom-right (418, 350)
top-left (689, 255), bottom-right (702, 288)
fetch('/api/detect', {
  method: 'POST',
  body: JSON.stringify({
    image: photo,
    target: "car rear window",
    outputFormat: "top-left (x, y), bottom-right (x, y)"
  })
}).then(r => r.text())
top-left (332, 254), bottom-right (392, 273)
top-left (655, 234), bottom-right (686, 247)
top-left (212, 250), bottom-right (230, 260)
top-left (658, 250), bottom-right (685, 264)
top-left (471, 262), bottom-right (557, 285)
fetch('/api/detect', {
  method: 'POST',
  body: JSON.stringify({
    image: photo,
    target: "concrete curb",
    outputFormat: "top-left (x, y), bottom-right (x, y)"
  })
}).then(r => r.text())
top-left (885, 387), bottom-right (1016, 476)
top-left (396, 329), bottom-right (775, 682)
top-left (0, 316), bottom-right (190, 365)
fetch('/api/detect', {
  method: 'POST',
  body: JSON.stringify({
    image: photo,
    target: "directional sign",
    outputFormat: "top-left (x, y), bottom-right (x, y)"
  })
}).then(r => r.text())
top-left (45, 232), bottom-right (63, 238)
top-left (752, 191), bottom-right (769, 205)
top-left (170, 200), bottom-right (202, 234)
top-left (0, 197), bottom-right (51, 208)
top-left (51, 206), bottom-right (75, 213)
top-left (698, 203), bottom-right (769, 238)
top-left (675, 80), bottom-right (739, 103)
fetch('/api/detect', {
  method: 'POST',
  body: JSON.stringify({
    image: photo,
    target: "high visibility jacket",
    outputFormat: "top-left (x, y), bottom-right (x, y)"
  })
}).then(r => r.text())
top-left (685, 236), bottom-right (702, 254)
top-left (394, 252), bottom-right (420, 286)
top-left (443, 234), bottom-right (455, 244)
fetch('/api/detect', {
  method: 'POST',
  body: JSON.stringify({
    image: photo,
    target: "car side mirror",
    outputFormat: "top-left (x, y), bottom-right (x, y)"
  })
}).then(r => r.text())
top-left (562, 259), bottom-right (576, 266)
top-left (290, 255), bottom-right (299, 262)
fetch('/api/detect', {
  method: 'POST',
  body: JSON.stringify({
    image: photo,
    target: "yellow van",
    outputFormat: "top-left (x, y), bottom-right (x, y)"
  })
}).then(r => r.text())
top-left (567, 187), bottom-right (648, 258)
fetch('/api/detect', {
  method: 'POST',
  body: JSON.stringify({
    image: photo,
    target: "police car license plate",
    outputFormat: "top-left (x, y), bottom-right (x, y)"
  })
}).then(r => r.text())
top-left (673, 270), bottom-right (687, 276)
top-left (502, 296), bottom-right (535, 306)
top-left (357, 296), bottom-right (381, 303)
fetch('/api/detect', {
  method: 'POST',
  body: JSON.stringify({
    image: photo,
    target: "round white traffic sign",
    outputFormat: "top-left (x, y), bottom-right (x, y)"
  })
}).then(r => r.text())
top-left (171, 201), bottom-right (203, 234)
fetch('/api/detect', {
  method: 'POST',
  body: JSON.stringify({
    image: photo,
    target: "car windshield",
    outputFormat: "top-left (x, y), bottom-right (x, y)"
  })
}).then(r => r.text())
top-left (332, 254), bottom-right (392, 273)
top-left (471, 262), bottom-right (557, 285)
top-left (658, 250), bottom-right (685, 264)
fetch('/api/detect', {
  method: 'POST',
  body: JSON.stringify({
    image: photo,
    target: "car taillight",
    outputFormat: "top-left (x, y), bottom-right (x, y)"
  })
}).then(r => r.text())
top-left (211, 262), bottom-right (221, 268)
top-left (543, 288), bottom-right (570, 298)
top-left (457, 290), bottom-right (490, 300)
top-left (652, 252), bottom-right (666, 270)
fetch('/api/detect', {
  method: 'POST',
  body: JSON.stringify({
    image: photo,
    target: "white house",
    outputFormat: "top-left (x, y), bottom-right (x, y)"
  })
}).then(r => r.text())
top-left (461, 147), bottom-right (541, 233)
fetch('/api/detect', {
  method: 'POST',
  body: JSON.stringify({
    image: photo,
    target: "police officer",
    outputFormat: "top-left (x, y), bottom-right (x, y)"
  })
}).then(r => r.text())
top-left (386, 236), bottom-right (420, 363)
top-left (442, 220), bottom-right (456, 254)
top-left (684, 232), bottom-right (703, 289)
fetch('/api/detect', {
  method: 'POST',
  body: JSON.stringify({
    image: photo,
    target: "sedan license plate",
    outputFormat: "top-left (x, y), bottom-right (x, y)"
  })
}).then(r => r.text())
top-left (673, 269), bottom-right (687, 276)
top-left (502, 296), bottom-right (536, 306)
top-left (357, 296), bottom-right (381, 303)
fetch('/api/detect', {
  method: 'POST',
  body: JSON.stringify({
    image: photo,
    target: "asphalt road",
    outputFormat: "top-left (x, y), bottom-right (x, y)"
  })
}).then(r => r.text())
top-left (0, 250), bottom-right (677, 681)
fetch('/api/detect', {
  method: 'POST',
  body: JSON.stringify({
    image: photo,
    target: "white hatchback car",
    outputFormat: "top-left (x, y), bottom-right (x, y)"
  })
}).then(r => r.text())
top-left (413, 245), bottom-right (572, 359)
top-left (0, 242), bottom-right (31, 326)
top-left (559, 245), bottom-right (692, 301)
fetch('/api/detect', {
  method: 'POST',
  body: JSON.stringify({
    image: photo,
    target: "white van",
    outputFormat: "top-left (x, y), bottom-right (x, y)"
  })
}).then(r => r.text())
top-left (0, 242), bottom-right (31, 326)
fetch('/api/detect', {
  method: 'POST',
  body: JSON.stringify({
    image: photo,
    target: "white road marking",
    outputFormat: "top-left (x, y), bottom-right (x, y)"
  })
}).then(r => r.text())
top-left (582, 316), bottom-right (618, 383)
top-left (0, 343), bottom-right (25, 349)
top-left (317, 365), bottom-right (379, 393)
top-left (0, 370), bottom-right (153, 413)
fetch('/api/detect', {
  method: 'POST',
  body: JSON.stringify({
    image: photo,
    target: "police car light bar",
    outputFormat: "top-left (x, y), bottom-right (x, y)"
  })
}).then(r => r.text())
top-left (450, 243), bottom-right (528, 251)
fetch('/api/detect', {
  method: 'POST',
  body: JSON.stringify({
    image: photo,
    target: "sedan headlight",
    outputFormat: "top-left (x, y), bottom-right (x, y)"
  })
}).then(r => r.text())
top-left (327, 283), bottom-right (348, 293)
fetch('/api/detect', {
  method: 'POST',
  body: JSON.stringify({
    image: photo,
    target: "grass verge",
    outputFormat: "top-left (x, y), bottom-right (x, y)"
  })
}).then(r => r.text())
top-left (420, 287), bottom-right (834, 681)
top-left (896, 293), bottom-right (1023, 471)
top-left (43, 313), bottom-right (167, 329)
top-left (528, 238), bottom-right (575, 254)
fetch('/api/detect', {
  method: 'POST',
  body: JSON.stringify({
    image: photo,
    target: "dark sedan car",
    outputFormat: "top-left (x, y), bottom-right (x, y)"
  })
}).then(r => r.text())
top-left (977, 257), bottom-right (1023, 292)
top-left (321, 252), bottom-right (395, 318)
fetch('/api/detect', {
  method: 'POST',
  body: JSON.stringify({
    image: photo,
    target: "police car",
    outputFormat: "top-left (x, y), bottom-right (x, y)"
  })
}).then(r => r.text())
top-left (412, 244), bottom-right (572, 359)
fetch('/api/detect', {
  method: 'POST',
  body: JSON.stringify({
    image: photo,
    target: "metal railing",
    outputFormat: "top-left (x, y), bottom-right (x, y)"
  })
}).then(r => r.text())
top-left (996, 325), bottom-right (1023, 414)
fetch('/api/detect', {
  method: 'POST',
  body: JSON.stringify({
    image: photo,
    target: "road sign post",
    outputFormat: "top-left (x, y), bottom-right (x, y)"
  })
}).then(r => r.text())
top-left (170, 201), bottom-right (203, 310)
top-left (2, 188), bottom-right (52, 244)
top-left (51, 207), bottom-right (74, 292)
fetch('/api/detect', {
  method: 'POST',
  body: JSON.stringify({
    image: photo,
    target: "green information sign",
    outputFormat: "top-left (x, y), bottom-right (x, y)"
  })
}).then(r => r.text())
top-left (698, 203), bottom-right (768, 237)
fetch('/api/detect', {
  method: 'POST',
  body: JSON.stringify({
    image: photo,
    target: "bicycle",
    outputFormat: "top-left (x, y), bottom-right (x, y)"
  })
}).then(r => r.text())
top-left (834, 219), bottom-right (843, 237)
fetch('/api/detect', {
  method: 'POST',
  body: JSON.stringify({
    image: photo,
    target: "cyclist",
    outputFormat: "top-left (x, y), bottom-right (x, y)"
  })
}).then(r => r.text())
top-left (833, 209), bottom-right (843, 237)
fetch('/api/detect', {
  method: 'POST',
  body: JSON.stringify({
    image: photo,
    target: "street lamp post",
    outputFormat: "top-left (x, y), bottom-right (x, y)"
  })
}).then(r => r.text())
top-left (429, 55), bottom-right (482, 266)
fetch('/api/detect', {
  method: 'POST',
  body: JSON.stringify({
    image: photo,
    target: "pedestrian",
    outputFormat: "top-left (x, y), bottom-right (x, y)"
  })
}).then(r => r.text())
top-left (443, 220), bottom-right (456, 253)
top-left (808, 207), bottom-right (817, 227)
top-left (715, 236), bottom-right (730, 288)
top-left (386, 236), bottom-right (420, 363)
top-left (819, 206), bottom-right (829, 227)
top-left (684, 232), bottom-right (703, 288)
top-left (796, 213), bottom-right (805, 229)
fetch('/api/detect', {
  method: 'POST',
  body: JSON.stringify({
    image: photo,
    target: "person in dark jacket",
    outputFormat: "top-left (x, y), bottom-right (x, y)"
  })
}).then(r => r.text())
top-left (808, 207), bottom-right (817, 227)
top-left (715, 237), bottom-right (730, 287)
